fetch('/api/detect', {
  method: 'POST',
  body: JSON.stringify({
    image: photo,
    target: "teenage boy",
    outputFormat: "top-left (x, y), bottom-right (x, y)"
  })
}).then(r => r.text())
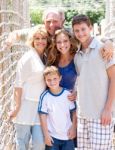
top-left (38, 66), bottom-right (77, 150)
top-left (72, 14), bottom-right (115, 149)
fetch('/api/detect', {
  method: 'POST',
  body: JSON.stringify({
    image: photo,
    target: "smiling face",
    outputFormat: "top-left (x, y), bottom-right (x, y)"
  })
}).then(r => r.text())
top-left (56, 32), bottom-right (71, 55)
top-left (44, 12), bottom-right (62, 36)
top-left (45, 73), bottom-right (61, 90)
top-left (73, 22), bottom-right (92, 44)
top-left (33, 33), bottom-right (47, 55)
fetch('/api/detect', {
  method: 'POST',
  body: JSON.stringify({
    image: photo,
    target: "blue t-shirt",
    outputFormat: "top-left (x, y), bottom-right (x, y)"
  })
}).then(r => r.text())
top-left (58, 60), bottom-right (77, 90)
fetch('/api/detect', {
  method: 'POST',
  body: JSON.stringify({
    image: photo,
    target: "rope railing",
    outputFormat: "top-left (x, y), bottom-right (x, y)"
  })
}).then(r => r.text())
top-left (0, 44), bottom-right (29, 149)
top-left (0, 10), bottom-right (24, 21)
top-left (0, 1), bottom-right (30, 149)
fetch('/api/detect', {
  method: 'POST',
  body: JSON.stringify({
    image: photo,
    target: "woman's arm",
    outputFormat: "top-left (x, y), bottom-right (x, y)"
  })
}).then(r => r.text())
top-left (8, 87), bottom-right (22, 120)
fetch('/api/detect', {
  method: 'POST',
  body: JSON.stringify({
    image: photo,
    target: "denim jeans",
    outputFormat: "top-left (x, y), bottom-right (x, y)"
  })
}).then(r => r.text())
top-left (45, 137), bottom-right (74, 150)
top-left (15, 124), bottom-right (45, 150)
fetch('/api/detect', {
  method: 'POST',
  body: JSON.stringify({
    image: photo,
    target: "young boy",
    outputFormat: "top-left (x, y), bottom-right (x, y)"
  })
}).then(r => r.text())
top-left (38, 66), bottom-right (77, 150)
top-left (72, 15), bottom-right (115, 149)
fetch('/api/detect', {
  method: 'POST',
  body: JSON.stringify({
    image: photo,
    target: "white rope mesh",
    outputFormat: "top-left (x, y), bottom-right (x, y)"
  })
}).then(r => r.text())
top-left (0, 0), bottom-right (30, 149)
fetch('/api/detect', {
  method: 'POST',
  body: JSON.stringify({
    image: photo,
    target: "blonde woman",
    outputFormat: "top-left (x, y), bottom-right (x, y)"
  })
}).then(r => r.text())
top-left (9, 25), bottom-right (51, 150)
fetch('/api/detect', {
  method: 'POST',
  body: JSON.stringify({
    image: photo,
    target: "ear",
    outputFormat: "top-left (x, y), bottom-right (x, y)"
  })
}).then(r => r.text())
top-left (59, 75), bottom-right (62, 81)
top-left (89, 25), bottom-right (93, 31)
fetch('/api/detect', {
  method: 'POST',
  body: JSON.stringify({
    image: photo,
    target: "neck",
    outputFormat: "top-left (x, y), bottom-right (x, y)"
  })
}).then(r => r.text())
top-left (81, 36), bottom-right (93, 49)
top-left (59, 52), bottom-right (72, 67)
top-left (50, 86), bottom-right (62, 95)
top-left (60, 52), bottom-right (71, 60)
top-left (35, 49), bottom-right (43, 57)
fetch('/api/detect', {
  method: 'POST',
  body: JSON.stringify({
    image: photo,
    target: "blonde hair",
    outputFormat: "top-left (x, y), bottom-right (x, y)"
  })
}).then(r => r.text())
top-left (26, 25), bottom-right (50, 48)
top-left (47, 29), bottom-right (78, 66)
top-left (43, 66), bottom-right (61, 79)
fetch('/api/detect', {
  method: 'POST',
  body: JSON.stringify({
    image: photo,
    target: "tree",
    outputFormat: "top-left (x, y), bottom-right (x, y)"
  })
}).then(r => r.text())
top-left (30, 9), bottom-right (43, 25)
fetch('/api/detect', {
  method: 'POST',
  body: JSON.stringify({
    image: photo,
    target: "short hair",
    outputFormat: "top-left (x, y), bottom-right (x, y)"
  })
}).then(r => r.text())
top-left (43, 66), bottom-right (61, 78)
top-left (72, 14), bottom-right (92, 27)
top-left (26, 25), bottom-right (49, 48)
top-left (42, 8), bottom-right (65, 22)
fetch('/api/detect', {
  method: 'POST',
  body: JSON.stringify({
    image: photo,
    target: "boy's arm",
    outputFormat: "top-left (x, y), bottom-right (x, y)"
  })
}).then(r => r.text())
top-left (39, 114), bottom-right (53, 146)
top-left (101, 64), bottom-right (115, 126)
top-left (8, 87), bottom-right (22, 120)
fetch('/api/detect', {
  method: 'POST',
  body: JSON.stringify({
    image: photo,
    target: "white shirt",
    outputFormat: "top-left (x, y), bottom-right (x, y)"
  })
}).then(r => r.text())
top-left (38, 88), bottom-right (76, 140)
top-left (14, 48), bottom-right (46, 125)
top-left (74, 38), bottom-right (115, 119)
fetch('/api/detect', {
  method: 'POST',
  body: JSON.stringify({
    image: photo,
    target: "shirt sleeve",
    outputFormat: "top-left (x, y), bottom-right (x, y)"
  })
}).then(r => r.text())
top-left (38, 92), bottom-right (48, 114)
top-left (67, 91), bottom-right (76, 112)
top-left (14, 55), bottom-right (30, 88)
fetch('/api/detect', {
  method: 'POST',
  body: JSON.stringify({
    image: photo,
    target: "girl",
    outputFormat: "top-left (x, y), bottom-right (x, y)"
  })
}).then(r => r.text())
top-left (47, 29), bottom-right (77, 91)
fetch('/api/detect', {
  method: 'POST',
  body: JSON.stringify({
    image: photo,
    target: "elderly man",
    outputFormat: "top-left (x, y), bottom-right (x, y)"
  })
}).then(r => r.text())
top-left (6, 8), bottom-right (65, 44)
top-left (43, 8), bottom-right (65, 36)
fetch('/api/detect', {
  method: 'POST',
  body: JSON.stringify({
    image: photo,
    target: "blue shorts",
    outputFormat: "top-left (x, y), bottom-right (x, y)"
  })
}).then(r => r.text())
top-left (45, 137), bottom-right (74, 150)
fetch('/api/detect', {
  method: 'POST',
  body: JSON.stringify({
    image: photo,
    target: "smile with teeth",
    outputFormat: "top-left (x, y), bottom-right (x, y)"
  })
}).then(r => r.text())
top-left (59, 47), bottom-right (68, 50)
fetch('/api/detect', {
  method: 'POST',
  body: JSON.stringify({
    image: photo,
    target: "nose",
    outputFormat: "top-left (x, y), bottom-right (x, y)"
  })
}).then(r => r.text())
top-left (60, 42), bottom-right (64, 47)
top-left (79, 31), bottom-right (84, 37)
top-left (50, 79), bottom-right (55, 85)
top-left (49, 21), bottom-right (54, 28)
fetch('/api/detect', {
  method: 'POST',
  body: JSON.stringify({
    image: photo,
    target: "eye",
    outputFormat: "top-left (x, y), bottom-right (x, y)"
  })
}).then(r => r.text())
top-left (82, 28), bottom-right (86, 31)
top-left (54, 78), bottom-right (58, 81)
top-left (75, 30), bottom-right (79, 33)
top-left (64, 40), bottom-right (68, 43)
top-left (42, 37), bottom-right (47, 40)
top-left (56, 41), bottom-right (61, 44)
top-left (35, 37), bottom-right (40, 40)
top-left (46, 21), bottom-right (51, 24)
top-left (47, 79), bottom-right (51, 82)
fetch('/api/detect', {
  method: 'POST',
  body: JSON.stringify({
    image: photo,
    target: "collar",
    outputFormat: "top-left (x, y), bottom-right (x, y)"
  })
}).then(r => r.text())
top-left (77, 37), bottom-right (99, 54)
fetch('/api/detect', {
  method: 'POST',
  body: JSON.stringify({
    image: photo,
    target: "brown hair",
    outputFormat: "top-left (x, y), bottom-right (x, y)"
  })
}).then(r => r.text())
top-left (43, 66), bottom-right (61, 79)
top-left (72, 14), bottom-right (92, 27)
top-left (46, 29), bottom-right (78, 66)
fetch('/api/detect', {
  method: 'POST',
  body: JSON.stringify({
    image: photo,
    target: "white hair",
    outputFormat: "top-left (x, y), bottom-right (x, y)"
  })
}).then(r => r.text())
top-left (42, 8), bottom-right (65, 22)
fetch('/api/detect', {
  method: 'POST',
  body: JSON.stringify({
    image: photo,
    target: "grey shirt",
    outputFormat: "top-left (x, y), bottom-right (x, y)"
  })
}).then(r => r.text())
top-left (74, 38), bottom-right (115, 119)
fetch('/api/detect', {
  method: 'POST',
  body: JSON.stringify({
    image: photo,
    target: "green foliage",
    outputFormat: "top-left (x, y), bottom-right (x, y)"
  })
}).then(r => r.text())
top-left (30, 8), bottom-right (105, 27)
top-left (65, 9), bottom-right (78, 27)
top-left (30, 9), bottom-right (43, 25)
top-left (64, 9), bottom-right (105, 28)
top-left (86, 10), bottom-right (105, 25)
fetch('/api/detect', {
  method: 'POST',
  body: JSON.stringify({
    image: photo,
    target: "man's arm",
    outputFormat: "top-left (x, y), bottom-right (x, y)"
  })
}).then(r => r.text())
top-left (67, 110), bottom-right (77, 139)
top-left (100, 40), bottom-right (114, 61)
top-left (101, 64), bottom-right (115, 125)
top-left (4, 28), bottom-right (30, 49)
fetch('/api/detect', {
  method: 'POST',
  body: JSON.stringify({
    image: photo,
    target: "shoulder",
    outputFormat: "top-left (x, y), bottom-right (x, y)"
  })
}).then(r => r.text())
top-left (18, 50), bottom-right (33, 63)
top-left (93, 37), bottom-right (103, 50)
top-left (40, 90), bottom-right (49, 100)
top-left (18, 48), bottom-right (38, 66)
top-left (62, 88), bottom-right (71, 95)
